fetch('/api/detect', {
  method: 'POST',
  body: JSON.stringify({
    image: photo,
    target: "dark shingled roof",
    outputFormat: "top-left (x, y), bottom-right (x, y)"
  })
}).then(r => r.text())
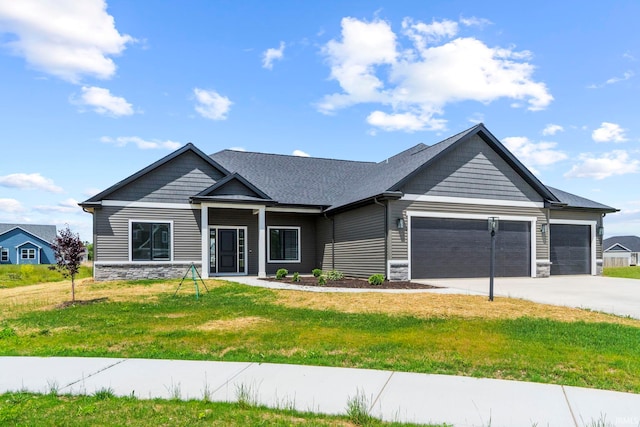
top-left (546, 186), bottom-right (617, 212)
top-left (603, 236), bottom-right (640, 252)
top-left (0, 224), bottom-right (57, 244)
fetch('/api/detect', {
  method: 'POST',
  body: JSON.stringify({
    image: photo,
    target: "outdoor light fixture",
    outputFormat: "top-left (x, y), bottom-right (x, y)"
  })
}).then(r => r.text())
top-left (597, 226), bottom-right (604, 237)
top-left (396, 218), bottom-right (405, 230)
top-left (488, 217), bottom-right (499, 302)
top-left (540, 223), bottom-right (548, 236)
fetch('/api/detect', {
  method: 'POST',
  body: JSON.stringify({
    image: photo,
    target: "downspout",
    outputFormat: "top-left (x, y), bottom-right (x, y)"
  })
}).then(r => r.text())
top-left (373, 197), bottom-right (388, 277)
top-left (324, 213), bottom-right (335, 270)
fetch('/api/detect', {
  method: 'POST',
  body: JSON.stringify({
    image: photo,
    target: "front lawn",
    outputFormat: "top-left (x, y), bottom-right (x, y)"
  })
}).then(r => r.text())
top-left (1, 279), bottom-right (640, 393)
top-left (604, 265), bottom-right (640, 279)
top-left (0, 264), bottom-right (93, 288)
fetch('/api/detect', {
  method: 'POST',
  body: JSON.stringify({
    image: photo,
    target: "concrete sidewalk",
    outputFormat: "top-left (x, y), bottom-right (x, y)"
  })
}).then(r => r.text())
top-left (2, 357), bottom-right (639, 426)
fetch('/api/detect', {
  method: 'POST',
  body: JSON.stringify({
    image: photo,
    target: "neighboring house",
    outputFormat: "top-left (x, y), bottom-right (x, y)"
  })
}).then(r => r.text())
top-left (603, 236), bottom-right (640, 267)
top-left (80, 123), bottom-right (617, 281)
top-left (0, 224), bottom-right (57, 265)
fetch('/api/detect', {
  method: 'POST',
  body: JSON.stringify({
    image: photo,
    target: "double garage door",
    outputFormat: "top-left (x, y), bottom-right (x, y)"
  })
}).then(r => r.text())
top-left (411, 217), bottom-right (531, 279)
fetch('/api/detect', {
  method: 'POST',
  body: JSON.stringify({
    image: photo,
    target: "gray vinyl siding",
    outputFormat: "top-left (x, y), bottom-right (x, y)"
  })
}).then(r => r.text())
top-left (315, 216), bottom-right (333, 270)
top-left (389, 200), bottom-right (548, 261)
top-left (331, 204), bottom-right (386, 278)
top-left (95, 205), bottom-right (201, 262)
top-left (550, 209), bottom-right (604, 258)
top-left (208, 208), bottom-right (258, 275)
top-left (107, 151), bottom-right (225, 203)
top-left (401, 135), bottom-right (543, 203)
top-left (266, 213), bottom-right (317, 274)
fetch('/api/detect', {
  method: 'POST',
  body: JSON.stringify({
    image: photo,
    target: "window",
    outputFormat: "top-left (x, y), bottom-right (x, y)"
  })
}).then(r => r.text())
top-left (268, 227), bottom-right (300, 262)
top-left (131, 222), bottom-right (171, 261)
top-left (21, 248), bottom-right (36, 260)
top-left (1, 248), bottom-right (8, 262)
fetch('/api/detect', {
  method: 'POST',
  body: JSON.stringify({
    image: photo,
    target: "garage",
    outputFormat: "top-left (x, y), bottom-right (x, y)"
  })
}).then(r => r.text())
top-left (550, 224), bottom-right (591, 275)
top-left (410, 217), bottom-right (531, 279)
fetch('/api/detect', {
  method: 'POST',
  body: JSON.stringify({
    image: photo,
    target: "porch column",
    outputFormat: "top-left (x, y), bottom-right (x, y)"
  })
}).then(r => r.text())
top-left (200, 204), bottom-right (209, 279)
top-left (258, 206), bottom-right (266, 278)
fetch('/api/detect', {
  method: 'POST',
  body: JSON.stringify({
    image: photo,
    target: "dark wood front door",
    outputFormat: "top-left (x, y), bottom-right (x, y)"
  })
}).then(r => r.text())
top-left (218, 229), bottom-right (238, 273)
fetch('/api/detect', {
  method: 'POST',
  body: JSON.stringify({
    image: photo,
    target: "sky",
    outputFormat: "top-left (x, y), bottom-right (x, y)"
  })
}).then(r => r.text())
top-left (0, 0), bottom-right (639, 242)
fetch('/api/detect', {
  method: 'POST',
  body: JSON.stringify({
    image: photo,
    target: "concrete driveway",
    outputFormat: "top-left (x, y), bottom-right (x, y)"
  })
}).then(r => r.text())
top-left (415, 275), bottom-right (640, 319)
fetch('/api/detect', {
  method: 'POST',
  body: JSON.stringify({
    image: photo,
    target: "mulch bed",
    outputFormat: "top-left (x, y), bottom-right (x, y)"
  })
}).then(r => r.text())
top-left (262, 277), bottom-right (441, 290)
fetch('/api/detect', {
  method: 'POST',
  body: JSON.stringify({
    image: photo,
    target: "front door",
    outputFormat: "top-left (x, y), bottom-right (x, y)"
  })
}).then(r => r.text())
top-left (209, 227), bottom-right (246, 275)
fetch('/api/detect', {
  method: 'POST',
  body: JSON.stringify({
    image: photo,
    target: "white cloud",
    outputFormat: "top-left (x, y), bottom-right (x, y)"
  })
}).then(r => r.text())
top-left (101, 136), bottom-right (181, 150)
top-left (318, 17), bottom-right (552, 132)
top-left (0, 0), bottom-right (134, 83)
top-left (592, 122), bottom-right (628, 143)
top-left (83, 187), bottom-right (102, 197)
top-left (0, 173), bottom-right (63, 193)
top-left (588, 71), bottom-right (634, 89)
top-left (459, 16), bottom-right (493, 28)
top-left (292, 149), bottom-right (310, 157)
top-left (262, 41), bottom-right (285, 69)
top-left (193, 88), bottom-right (232, 120)
top-left (74, 86), bottom-right (134, 116)
top-left (564, 150), bottom-right (640, 180)
top-left (542, 124), bottom-right (564, 136)
top-left (0, 198), bottom-right (25, 213)
top-left (502, 136), bottom-right (568, 171)
top-left (229, 146), bottom-right (246, 152)
top-left (34, 198), bottom-right (81, 213)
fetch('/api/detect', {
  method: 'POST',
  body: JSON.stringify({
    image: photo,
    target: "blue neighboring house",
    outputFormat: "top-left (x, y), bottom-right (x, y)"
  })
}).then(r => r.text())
top-left (0, 224), bottom-right (57, 265)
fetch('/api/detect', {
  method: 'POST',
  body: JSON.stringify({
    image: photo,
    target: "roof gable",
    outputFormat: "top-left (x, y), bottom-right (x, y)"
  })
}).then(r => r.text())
top-left (603, 236), bottom-right (640, 252)
top-left (193, 173), bottom-right (272, 202)
top-left (0, 224), bottom-right (57, 244)
top-left (82, 143), bottom-right (229, 205)
top-left (605, 243), bottom-right (631, 252)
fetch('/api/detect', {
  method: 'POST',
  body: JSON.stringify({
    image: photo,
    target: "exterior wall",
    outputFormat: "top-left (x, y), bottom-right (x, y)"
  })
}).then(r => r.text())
top-left (0, 228), bottom-right (55, 264)
top-left (315, 216), bottom-right (333, 271)
top-left (326, 203), bottom-right (386, 278)
top-left (94, 205), bottom-right (201, 280)
top-left (604, 251), bottom-right (631, 267)
top-left (266, 212), bottom-right (317, 275)
top-left (402, 134), bottom-right (544, 203)
top-left (107, 151), bottom-right (225, 203)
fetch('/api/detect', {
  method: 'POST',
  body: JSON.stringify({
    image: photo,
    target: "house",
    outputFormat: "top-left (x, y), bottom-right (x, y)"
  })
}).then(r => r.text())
top-left (603, 236), bottom-right (640, 267)
top-left (0, 224), bottom-right (57, 265)
top-left (80, 124), bottom-right (617, 281)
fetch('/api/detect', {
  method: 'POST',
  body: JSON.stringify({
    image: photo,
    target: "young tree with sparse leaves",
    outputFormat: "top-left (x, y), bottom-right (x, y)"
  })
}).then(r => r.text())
top-left (51, 225), bottom-right (85, 302)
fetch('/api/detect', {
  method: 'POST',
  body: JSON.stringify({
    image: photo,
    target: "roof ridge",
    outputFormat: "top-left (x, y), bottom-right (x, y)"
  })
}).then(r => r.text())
top-left (213, 149), bottom-right (376, 164)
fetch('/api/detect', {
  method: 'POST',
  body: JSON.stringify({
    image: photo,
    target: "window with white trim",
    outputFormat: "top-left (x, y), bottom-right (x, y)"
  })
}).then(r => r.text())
top-left (1, 248), bottom-right (8, 262)
top-left (268, 227), bottom-right (300, 262)
top-left (21, 248), bottom-right (36, 260)
top-left (131, 222), bottom-right (171, 261)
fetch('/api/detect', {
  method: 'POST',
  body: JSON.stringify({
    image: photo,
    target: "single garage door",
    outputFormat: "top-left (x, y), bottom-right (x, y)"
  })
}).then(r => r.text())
top-left (550, 224), bottom-right (591, 275)
top-left (411, 217), bottom-right (531, 279)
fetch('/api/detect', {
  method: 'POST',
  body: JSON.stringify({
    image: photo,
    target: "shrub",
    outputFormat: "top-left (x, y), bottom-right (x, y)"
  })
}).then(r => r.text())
top-left (326, 270), bottom-right (344, 281)
top-left (312, 268), bottom-right (323, 277)
top-left (275, 268), bottom-right (288, 280)
top-left (317, 275), bottom-right (327, 286)
top-left (292, 272), bottom-right (300, 282)
top-left (368, 274), bottom-right (385, 286)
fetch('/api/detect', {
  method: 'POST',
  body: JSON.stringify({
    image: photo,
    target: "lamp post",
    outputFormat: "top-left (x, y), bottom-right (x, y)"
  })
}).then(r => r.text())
top-left (488, 217), bottom-right (499, 302)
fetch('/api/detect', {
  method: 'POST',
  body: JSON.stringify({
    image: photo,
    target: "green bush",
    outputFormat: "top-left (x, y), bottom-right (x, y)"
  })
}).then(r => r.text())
top-left (275, 269), bottom-right (288, 280)
top-left (368, 274), bottom-right (385, 286)
top-left (326, 270), bottom-right (344, 281)
top-left (312, 268), bottom-right (322, 277)
top-left (317, 275), bottom-right (327, 286)
top-left (292, 272), bottom-right (300, 282)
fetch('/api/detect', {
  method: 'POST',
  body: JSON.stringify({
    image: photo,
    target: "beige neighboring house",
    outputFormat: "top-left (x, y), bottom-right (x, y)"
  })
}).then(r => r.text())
top-left (603, 236), bottom-right (640, 267)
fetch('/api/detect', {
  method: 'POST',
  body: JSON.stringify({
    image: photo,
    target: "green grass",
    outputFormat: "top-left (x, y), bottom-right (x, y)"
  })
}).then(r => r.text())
top-left (0, 392), bottom-right (440, 426)
top-left (2, 281), bottom-right (640, 393)
top-left (604, 266), bottom-right (640, 279)
top-left (0, 264), bottom-right (93, 288)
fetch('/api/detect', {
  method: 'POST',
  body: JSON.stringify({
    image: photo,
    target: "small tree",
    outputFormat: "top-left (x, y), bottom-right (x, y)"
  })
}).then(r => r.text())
top-left (51, 225), bottom-right (85, 302)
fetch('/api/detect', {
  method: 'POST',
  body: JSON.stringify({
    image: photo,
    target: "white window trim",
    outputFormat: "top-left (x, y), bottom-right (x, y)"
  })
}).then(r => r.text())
top-left (549, 219), bottom-right (598, 276)
top-left (406, 211), bottom-right (538, 280)
top-left (128, 219), bottom-right (174, 262)
top-left (267, 226), bottom-right (301, 263)
top-left (209, 226), bottom-right (248, 276)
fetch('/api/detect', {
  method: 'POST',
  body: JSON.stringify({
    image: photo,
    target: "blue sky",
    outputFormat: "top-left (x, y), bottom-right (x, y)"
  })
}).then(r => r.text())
top-left (1, 0), bottom-right (639, 242)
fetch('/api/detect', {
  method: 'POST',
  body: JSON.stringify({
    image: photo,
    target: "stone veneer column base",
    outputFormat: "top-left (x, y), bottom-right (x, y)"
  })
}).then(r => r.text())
top-left (388, 261), bottom-right (409, 281)
top-left (536, 261), bottom-right (551, 278)
top-left (94, 262), bottom-right (203, 281)
top-left (596, 259), bottom-right (603, 276)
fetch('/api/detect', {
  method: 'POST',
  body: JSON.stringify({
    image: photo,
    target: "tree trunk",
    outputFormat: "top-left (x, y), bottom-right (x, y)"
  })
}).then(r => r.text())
top-left (71, 276), bottom-right (75, 302)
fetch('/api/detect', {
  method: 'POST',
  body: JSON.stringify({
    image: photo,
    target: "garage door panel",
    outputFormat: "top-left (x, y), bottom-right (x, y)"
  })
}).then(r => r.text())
top-left (411, 218), bottom-right (530, 279)
top-left (550, 224), bottom-right (590, 275)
